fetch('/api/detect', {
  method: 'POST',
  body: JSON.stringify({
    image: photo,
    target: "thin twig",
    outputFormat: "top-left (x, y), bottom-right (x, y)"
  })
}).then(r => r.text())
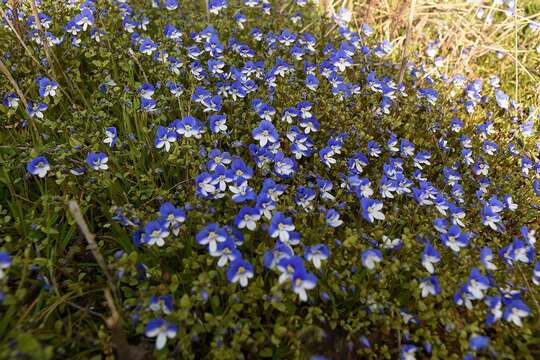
top-left (398, 0), bottom-right (416, 84)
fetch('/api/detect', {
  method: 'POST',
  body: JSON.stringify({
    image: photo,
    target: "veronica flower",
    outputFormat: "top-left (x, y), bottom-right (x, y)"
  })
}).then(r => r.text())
top-left (176, 116), bottom-right (204, 139)
top-left (481, 205), bottom-right (502, 231)
top-left (441, 225), bottom-right (470, 252)
top-left (27, 156), bottom-right (50, 178)
top-left (37, 77), bottom-right (58, 98)
top-left (2, 93), bottom-right (19, 108)
top-left (154, 126), bottom-right (177, 152)
top-left (466, 268), bottom-right (490, 300)
top-left (210, 239), bottom-right (241, 267)
top-left (0, 252), bottom-right (11, 279)
top-left (381, 235), bottom-right (402, 250)
top-left (273, 152), bottom-right (297, 178)
top-left (503, 300), bottom-right (530, 327)
top-left (144, 221), bottom-right (169, 247)
top-left (196, 223), bottom-right (227, 252)
top-left (277, 256), bottom-right (305, 284)
top-left (360, 198), bottom-right (385, 223)
top-left (207, 149), bottom-right (232, 172)
top-left (367, 140), bottom-right (382, 157)
top-left (401, 344), bottom-right (417, 360)
top-left (264, 243), bottom-right (293, 270)
top-left (269, 212), bottom-right (295, 243)
top-left (485, 296), bottom-right (503, 325)
top-left (158, 202), bottom-right (186, 235)
top-left (480, 247), bottom-right (497, 271)
top-left (305, 74), bottom-right (319, 91)
top-left (149, 295), bottom-right (174, 314)
top-left (27, 100), bottom-right (48, 118)
top-left (229, 180), bottom-right (256, 203)
top-left (75, 9), bottom-right (94, 31)
top-left (299, 116), bottom-right (320, 133)
top-left (208, 0), bottom-right (228, 15)
top-left (532, 262), bottom-right (540, 286)
top-left (252, 120), bottom-right (279, 147)
top-left (304, 244), bottom-right (330, 269)
top-left (227, 258), bottom-right (254, 287)
top-left (86, 152), bottom-right (109, 170)
top-left (421, 242), bottom-right (441, 274)
top-left (201, 95), bottom-right (222, 113)
top-left (362, 249), bottom-right (383, 270)
top-left (164, 0), bottom-right (178, 10)
top-left (348, 152), bottom-right (368, 174)
top-left (139, 37), bottom-right (157, 55)
top-left (419, 275), bottom-right (441, 298)
top-left (145, 319), bottom-right (177, 350)
top-left (103, 127), bottom-right (118, 147)
top-left (495, 89), bottom-right (509, 110)
top-left (138, 83), bottom-right (155, 99)
top-left (292, 268), bottom-right (317, 301)
top-left (319, 147), bottom-right (336, 167)
top-left (141, 98), bottom-right (157, 112)
top-left (325, 209), bottom-right (343, 228)
top-left (469, 335), bottom-right (489, 351)
top-left (234, 207), bottom-right (260, 231)
top-left (317, 178), bottom-right (335, 201)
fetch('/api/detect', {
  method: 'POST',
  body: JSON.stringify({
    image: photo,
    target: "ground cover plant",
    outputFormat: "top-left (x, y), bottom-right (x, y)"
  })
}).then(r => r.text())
top-left (0, 0), bottom-right (540, 359)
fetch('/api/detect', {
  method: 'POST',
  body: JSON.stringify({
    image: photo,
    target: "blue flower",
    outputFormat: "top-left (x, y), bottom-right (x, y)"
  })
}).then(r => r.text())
top-left (421, 241), bottom-right (441, 274)
top-left (27, 100), bottom-right (48, 118)
top-left (401, 344), bottom-right (417, 360)
top-left (226, 258), bottom-right (254, 287)
top-left (196, 224), bottom-right (227, 253)
top-left (37, 77), bottom-right (58, 98)
top-left (229, 180), bottom-right (256, 203)
top-left (361, 249), bottom-right (382, 270)
top-left (210, 238), bottom-right (240, 267)
top-left (277, 256), bottom-right (305, 284)
top-left (291, 268), bottom-right (317, 301)
top-left (144, 220), bottom-right (169, 247)
top-left (149, 295), bottom-right (174, 314)
top-left (263, 243), bottom-right (293, 270)
top-left (269, 212), bottom-right (295, 243)
top-left (325, 209), bottom-right (343, 228)
top-left (233, 207), bottom-right (260, 231)
top-left (164, 0), bottom-right (178, 10)
top-left (158, 202), bottom-right (186, 235)
top-left (86, 152), bottom-right (109, 170)
top-left (103, 127), bottom-right (118, 147)
top-left (2, 93), bottom-right (19, 108)
top-left (27, 156), bottom-right (51, 178)
top-left (533, 261), bottom-right (540, 285)
top-left (144, 319), bottom-right (177, 350)
top-left (465, 268), bottom-right (490, 300)
top-left (141, 97), bottom-right (157, 112)
top-left (469, 334), bottom-right (489, 351)
top-left (360, 198), bottom-right (385, 223)
top-left (480, 247), bottom-right (497, 271)
top-left (503, 300), bottom-right (530, 327)
top-left (304, 244), bottom-right (330, 269)
top-left (209, 114), bottom-right (227, 134)
top-left (419, 275), bottom-right (441, 298)
top-left (252, 120), bottom-right (279, 147)
top-left (176, 116), bottom-right (204, 138)
top-left (154, 125), bottom-right (178, 152)
top-left (138, 83), bottom-right (155, 99)
top-left (441, 225), bottom-right (470, 252)
top-left (139, 37), bottom-right (157, 55)
top-left (0, 252), bottom-right (11, 279)
top-left (495, 89), bottom-right (509, 110)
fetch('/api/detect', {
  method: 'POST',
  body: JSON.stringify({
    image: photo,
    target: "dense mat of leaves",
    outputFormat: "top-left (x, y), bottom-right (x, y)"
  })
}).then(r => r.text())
top-left (0, 0), bottom-right (540, 359)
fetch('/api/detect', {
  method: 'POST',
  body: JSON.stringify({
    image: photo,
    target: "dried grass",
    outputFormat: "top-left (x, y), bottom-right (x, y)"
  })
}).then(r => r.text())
top-left (317, 0), bottom-right (540, 106)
